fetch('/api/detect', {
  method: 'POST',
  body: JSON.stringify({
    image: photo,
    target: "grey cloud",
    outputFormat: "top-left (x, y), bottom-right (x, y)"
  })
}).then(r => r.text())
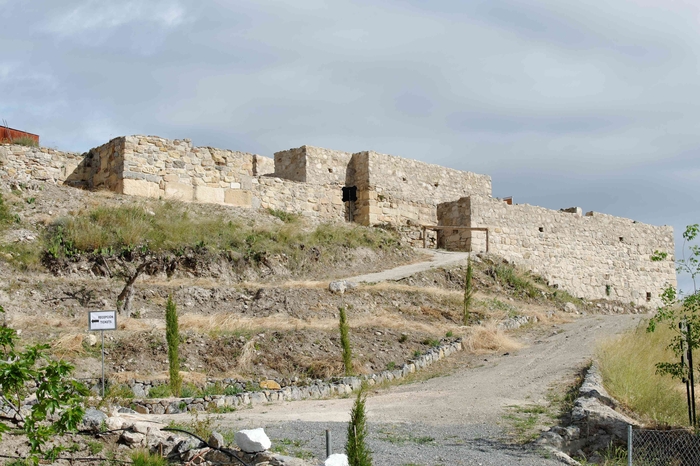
top-left (1, 0), bottom-right (699, 293)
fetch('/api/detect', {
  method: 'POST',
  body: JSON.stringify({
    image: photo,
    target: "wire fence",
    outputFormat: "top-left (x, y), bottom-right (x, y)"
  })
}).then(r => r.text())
top-left (631, 426), bottom-right (700, 465)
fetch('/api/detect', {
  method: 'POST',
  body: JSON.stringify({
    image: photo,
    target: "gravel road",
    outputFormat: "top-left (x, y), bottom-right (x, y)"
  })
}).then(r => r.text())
top-left (156, 313), bottom-right (644, 465)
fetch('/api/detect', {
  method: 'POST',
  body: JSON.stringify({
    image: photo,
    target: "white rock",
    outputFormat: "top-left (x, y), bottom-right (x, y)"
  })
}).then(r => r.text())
top-left (87, 334), bottom-right (97, 346)
top-left (234, 428), bottom-right (271, 453)
top-left (120, 431), bottom-right (145, 446)
top-left (563, 302), bottom-right (577, 313)
top-left (324, 453), bottom-right (349, 466)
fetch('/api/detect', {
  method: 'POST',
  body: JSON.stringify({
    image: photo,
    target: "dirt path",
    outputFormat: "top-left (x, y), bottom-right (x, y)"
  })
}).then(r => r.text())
top-left (347, 249), bottom-right (471, 283)
top-left (155, 313), bottom-right (644, 464)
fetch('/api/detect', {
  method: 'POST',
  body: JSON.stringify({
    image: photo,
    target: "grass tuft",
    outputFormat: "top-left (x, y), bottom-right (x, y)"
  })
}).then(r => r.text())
top-left (462, 323), bottom-right (523, 354)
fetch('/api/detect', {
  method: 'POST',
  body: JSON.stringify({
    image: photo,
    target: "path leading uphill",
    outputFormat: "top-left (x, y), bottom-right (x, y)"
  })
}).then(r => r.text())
top-left (157, 313), bottom-right (643, 465)
top-left (348, 249), bottom-right (472, 283)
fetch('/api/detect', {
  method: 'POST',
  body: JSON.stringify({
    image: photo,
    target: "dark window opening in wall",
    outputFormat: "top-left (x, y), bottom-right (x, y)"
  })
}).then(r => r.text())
top-left (538, 227), bottom-right (544, 233)
top-left (646, 292), bottom-right (652, 302)
top-left (341, 186), bottom-right (357, 202)
top-left (606, 285), bottom-right (612, 296)
top-left (552, 284), bottom-right (559, 289)
top-left (328, 168), bottom-right (334, 173)
top-left (453, 230), bottom-right (459, 234)
top-left (402, 177), bottom-right (407, 182)
top-left (619, 237), bottom-right (624, 242)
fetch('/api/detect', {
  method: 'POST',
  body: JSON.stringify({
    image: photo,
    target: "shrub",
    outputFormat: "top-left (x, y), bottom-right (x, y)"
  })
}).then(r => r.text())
top-left (346, 384), bottom-right (373, 466)
top-left (0, 192), bottom-right (11, 228)
top-left (267, 208), bottom-right (300, 223)
top-left (339, 307), bottom-right (353, 376)
top-left (489, 263), bottom-right (540, 299)
top-left (148, 384), bottom-right (172, 398)
top-left (165, 296), bottom-right (182, 397)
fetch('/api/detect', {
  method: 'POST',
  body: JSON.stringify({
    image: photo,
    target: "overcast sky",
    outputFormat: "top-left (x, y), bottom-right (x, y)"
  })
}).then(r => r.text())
top-left (2, 0), bottom-right (699, 290)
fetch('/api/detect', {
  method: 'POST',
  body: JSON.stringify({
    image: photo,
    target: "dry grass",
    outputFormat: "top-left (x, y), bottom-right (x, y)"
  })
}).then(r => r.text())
top-left (52, 333), bottom-right (85, 357)
top-left (178, 311), bottom-right (450, 336)
top-left (110, 370), bottom-right (207, 386)
top-left (236, 339), bottom-right (257, 373)
top-left (462, 323), bottom-right (523, 354)
top-left (597, 321), bottom-right (688, 427)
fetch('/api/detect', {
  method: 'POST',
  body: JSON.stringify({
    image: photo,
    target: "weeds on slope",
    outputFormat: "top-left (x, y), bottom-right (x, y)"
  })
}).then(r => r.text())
top-left (596, 322), bottom-right (687, 427)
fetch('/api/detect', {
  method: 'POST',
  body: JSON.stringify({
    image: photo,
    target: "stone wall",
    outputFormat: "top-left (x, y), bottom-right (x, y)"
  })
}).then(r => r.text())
top-left (351, 151), bottom-right (492, 226)
top-left (254, 176), bottom-right (349, 220)
top-left (438, 195), bottom-right (677, 307)
top-left (0, 144), bottom-right (88, 185)
top-left (80, 135), bottom-right (264, 207)
top-left (274, 145), bottom-right (353, 185)
top-left (436, 197), bottom-right (473, 250)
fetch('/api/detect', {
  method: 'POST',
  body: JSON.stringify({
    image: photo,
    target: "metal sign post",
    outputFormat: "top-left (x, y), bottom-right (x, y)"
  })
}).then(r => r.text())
top-left (88, 310), bottom-right (117, 398)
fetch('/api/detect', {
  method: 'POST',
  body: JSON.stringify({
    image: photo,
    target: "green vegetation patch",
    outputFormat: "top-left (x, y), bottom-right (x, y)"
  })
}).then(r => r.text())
top-left (44, 202), bottom-right (401, 263)
top-left (597, 322), bottom-right (687, 426)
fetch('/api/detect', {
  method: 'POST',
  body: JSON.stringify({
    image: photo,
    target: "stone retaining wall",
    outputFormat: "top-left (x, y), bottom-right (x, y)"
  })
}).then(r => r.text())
top-left (128, 339), bottom-right (463, 415)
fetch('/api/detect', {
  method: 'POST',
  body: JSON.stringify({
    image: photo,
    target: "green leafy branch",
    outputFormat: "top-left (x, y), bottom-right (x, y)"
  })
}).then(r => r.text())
top-left (0, 304), bottom-right (88, 464)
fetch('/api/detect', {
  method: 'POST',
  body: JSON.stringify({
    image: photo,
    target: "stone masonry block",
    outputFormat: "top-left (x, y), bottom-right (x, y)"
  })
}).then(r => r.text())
top-left (122, 179), bottom-right (161, 198)
top-left (195, 185), bottom-right (225, 204)
top-left (164, 182), bottom-right (194, 201)
top-left (225, 189), bottom-right (252, 207)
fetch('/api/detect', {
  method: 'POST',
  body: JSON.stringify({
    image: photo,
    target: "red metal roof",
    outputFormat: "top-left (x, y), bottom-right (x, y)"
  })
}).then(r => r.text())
top-left (0, 126), bottom-right (40, 144)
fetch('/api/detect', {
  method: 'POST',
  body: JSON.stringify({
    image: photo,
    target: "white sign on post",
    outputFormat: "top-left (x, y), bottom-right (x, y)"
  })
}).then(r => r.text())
top-left (88, 310), bottom-right (117, 399)
top-left (88, 310), bottom-right (117, 331)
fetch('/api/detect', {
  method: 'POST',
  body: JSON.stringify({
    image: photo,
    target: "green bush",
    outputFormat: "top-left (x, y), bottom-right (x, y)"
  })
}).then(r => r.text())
top-left (181, 383), bottom-right (201, 398)
top-left (267, 208), bottom-right (300, 223)
top-left (489, 263), bottom-right (540, 299)
top-left (106, 384), bottom-right (134, 400)
top-left (0, 192), bottom-right (11, 228)
top-left (148, 384), bottom-right (172, 398)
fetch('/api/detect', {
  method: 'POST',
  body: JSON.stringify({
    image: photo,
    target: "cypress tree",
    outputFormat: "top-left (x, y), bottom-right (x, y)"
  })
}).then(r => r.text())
top-left (463, 256), bottom-right (474, 325)
top-left (346, 384), bottom-right (372, 466)
top-left (165, 296), bottom-right (182, 397)
top-left (339, 306), bottom-right (353, 376)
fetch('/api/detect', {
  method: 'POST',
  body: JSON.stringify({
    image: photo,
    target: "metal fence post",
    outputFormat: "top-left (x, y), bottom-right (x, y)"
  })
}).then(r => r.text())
top-left (326, 429), bottom-right (331, 458)
top-left (628, 424), bottom-right (633, 466)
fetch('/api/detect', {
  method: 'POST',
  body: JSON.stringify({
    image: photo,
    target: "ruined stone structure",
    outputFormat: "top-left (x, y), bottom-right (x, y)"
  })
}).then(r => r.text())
top-left (0, 135), bottom-right (677, 306)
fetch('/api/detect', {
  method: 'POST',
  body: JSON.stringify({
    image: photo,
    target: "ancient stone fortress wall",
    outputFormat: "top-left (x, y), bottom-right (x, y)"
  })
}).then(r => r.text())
top-left (0, 144), bottom-right (87, 185)
top-left (351, 151), bottom-right (492, 226)
top-left (273, 145), bottom-right (353, 185)
top-left (2, 135), bottom-right (677, 306)
top-left (437, 194), bottom-right (677, 307)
